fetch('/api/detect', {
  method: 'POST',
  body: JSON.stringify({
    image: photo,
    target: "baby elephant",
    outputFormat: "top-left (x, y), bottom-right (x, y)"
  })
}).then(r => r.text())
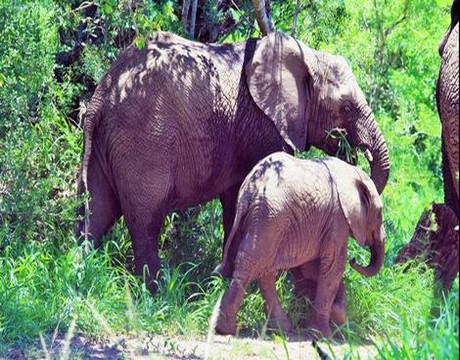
top-left (215, 152), bottom-right (385, 338)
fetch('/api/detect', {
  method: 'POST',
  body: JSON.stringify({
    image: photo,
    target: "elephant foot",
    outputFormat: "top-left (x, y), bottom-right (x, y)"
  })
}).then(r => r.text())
top-left (134, 261), bottom-right (160, 295)
top-left (266, 316), bottom-right (293, 334)
top-left (135, 273), bottom-right (158, 294)
top-left (215, 312), bottom-right (237, 335)
top-left (306, 320), bottom-right (332, 340)
top-left (146, 280), bottom-right (158, 294)
top-left (331, 329), bottom-right (347, 343)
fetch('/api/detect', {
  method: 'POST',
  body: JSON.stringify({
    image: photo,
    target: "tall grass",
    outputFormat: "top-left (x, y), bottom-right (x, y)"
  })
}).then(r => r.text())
top-left (0, 236), bottom-right (224, 354)
top-left (372, 283), bottom-right (459, 359)
top-left (1, 236), bottom-right (457, 358)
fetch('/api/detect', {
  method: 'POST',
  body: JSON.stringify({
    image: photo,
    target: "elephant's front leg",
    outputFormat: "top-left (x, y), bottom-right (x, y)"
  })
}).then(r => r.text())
top-left (219, 185), bottom-right (240, 277)
top-left (292, 260), bottom-right (346, 327)
top-left (291, 265), bottom-right (317, 302)
top-left (216, 274), bottom-right (251, 335)
top-left (330, 280), bottom-right (346, 326)
top-left (258, 273), bottom-right (292, 333)
top-left (309, 245), bottom-right (347, 339)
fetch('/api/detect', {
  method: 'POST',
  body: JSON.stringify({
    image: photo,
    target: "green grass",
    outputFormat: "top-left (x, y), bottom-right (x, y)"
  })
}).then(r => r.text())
top-left (372, 284), bottom-right (459, 359)
top-left (0, 234), bottom-right (457, 358)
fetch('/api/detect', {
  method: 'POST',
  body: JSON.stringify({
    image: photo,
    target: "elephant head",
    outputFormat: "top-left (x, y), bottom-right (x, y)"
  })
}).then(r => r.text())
top-left (246, 32), bottom-right (390, 194)
top-left (325, 157), bottom-right (386, 277)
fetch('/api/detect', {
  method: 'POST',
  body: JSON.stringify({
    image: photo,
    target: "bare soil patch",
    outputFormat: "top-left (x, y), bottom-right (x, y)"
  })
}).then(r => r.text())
top-left (11, 332), bottom-right (379, 359)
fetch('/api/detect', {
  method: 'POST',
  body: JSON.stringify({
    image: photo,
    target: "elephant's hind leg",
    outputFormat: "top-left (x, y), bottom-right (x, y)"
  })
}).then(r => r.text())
top-left (115, 156), bottom-right (172, 293)
top-left (216, 274), bottom-right (251, 335)
top-left (76, 155), bottom-right (121, 248)
top-left (123, 208), bottom-right (165, 294)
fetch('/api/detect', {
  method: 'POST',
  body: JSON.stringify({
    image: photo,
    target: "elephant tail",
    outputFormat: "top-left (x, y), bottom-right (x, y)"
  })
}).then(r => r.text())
top-left (78, 88), bottom-right (105, 242)
top-left (215, 202), bottom-right (249, 279)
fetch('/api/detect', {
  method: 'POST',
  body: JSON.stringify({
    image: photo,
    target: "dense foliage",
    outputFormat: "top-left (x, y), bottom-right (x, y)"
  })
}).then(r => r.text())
top-left (0, 0), bottom-right (458, 358)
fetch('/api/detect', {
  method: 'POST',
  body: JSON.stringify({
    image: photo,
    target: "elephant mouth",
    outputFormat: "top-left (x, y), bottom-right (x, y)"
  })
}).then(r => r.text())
top-left (324, 118), bottom-right (390, 195)
top-left (324, 129), bottom-right (375, 167)
top-left (336, 145), bottom-right (358, 165)
top-left (338, 146), bottom-right (373, 166)
top-left (325, 128), bottom-right (360, 165)
top-left (326, 128), bottom-right (359, 165)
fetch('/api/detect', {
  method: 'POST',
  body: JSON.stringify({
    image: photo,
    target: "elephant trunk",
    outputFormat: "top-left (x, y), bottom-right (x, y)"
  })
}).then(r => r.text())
top-left (350, 233), bottom-right (385, 277)
top-left (367, 117), bottom-right (390, 195)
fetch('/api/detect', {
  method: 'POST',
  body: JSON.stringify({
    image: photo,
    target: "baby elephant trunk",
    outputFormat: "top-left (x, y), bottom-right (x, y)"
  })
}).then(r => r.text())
top-left (350, 230), bottom-right (385, 277)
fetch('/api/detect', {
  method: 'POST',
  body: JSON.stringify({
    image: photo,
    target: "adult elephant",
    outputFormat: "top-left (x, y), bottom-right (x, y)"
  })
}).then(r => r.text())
top-left (76, 31), bottom-right (390, 291)
top-left (437, 0), bottom-right (459, 218)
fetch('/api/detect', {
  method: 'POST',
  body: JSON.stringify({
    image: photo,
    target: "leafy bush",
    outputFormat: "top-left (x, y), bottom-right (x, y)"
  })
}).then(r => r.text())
top-left (0, 0), bottom-right (57, 132)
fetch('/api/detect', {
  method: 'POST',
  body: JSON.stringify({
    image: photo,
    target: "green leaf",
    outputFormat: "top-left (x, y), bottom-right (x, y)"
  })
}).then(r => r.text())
top-left (134, 36), bottom-right (146, 50)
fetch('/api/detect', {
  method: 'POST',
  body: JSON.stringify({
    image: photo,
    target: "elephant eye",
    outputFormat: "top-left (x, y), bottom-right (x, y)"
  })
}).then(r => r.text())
top-left (341, 102), bottom-right (353, 116)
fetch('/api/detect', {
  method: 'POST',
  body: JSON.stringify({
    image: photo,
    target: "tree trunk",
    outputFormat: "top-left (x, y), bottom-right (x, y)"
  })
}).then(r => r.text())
top-left (189, 0), bottom-right (198, 39)
top-left (182, 0), bottom-right (191, 36)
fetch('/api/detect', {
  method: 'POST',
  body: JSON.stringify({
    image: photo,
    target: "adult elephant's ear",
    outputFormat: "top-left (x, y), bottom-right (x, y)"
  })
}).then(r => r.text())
top-left (246, 31), bottom-right (314, 152)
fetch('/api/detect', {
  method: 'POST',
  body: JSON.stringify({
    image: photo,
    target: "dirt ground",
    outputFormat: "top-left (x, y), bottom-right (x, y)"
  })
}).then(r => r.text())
top-left (10, 332), bottom-right (379, 359)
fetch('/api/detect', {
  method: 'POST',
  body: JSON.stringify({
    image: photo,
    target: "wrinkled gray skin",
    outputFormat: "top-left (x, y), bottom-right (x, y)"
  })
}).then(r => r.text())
top-left (216, 153), bottom-right (385, 339)
top-left (76, 31), bottom-right (390, 291)
top-left (437, 2), bottom-right (459, 217)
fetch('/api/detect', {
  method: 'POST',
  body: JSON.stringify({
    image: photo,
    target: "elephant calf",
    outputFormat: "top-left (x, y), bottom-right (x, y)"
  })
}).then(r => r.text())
top-left (215, 152), bottom-right (385, 339)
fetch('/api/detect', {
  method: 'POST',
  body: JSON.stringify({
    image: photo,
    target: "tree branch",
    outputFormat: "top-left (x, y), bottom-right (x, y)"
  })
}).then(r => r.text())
top-left (384, 0), bottom-right (409, 37)
top-left (252, 0), bottom-right (275, 36)
top-left (291, 0), bottom-right (301, 37)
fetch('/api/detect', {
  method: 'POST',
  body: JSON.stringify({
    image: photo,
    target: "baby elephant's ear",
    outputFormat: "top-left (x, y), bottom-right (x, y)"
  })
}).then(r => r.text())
top-left (324, 158), bottom-right (373, 247)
